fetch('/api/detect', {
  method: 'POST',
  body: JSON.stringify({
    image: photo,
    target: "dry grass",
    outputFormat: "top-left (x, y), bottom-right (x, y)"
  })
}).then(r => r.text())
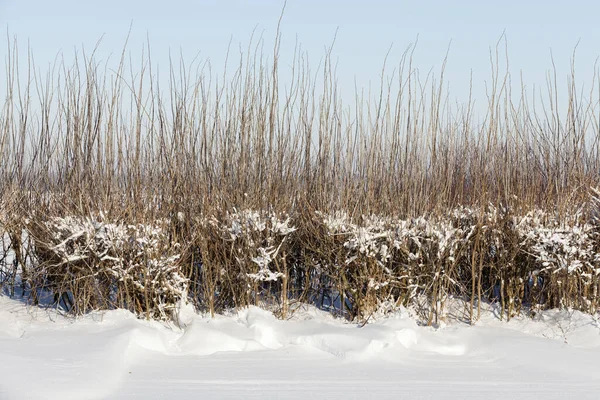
top-left (1, 34), bottom-right (600, 324)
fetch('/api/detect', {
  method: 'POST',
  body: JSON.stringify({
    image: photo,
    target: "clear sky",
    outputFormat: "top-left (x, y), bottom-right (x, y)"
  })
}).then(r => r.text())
top-left (2, 0), bottom-right (600, 113)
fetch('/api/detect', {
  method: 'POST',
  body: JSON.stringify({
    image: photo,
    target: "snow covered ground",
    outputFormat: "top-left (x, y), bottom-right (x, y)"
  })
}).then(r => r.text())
top-left (1, 297), bottom-right (600, 400)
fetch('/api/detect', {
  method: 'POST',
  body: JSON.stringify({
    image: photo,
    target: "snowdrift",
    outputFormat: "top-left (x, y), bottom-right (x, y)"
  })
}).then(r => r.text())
top-left (1, 296), bottom-right (600, 399)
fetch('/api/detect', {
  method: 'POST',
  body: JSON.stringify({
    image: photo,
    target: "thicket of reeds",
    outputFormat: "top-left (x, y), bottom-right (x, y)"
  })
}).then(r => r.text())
top-left (2, 32), bottom-right (600, 324)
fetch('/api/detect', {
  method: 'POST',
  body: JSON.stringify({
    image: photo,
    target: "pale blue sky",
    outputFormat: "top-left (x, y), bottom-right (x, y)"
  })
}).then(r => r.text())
top-left (2, 0), bottom-right (599, 112)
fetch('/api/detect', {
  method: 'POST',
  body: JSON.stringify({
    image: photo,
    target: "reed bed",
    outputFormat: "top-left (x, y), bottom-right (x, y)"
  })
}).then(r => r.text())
top-left (1, 36), bottom-right (600, 324)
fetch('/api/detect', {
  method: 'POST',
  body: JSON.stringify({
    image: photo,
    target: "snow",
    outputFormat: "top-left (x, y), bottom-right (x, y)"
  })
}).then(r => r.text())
top-left (1, 297), bottom-right (600, 399)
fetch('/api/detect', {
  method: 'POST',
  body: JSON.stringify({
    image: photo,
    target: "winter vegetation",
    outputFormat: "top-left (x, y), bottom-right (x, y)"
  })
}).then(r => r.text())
top-left (3, 34), bottom-right (600, 327)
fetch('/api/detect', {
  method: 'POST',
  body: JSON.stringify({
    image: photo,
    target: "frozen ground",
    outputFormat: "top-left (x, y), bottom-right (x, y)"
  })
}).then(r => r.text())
top-left (1, 297), bottom-right (600, 400)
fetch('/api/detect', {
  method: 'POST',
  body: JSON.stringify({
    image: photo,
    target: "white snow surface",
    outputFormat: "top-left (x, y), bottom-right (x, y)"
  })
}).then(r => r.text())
top-left (1, 297), bottom-right (600, 400)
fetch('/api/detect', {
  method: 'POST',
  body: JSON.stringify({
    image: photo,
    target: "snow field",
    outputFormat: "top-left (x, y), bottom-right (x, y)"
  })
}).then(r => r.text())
top-left (1, 297), bottom-right (600, 399)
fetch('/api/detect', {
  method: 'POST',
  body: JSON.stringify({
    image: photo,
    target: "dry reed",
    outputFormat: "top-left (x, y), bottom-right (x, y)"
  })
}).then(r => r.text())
top-left (1, 34), bottom-right (600, 324)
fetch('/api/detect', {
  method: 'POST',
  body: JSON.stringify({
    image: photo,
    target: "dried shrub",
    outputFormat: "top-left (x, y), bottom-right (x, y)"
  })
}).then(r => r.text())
top-left (185, 209), bottom-right (296, 317)
top-left (28, 215), bottom-right (187, 320)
